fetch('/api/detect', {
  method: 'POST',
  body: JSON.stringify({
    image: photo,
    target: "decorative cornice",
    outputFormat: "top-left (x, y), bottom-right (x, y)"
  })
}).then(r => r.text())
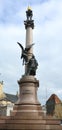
top-left (24, 20), bottom-right (34, 29)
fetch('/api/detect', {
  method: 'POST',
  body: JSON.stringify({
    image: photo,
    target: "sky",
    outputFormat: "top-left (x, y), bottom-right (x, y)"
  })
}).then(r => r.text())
top-left (0, 0), bottom-right (62, 105)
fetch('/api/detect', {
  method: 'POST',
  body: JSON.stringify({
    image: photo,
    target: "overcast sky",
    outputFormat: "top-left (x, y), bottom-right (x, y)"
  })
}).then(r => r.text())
top-left (0, 0), bottom-right (62, 105)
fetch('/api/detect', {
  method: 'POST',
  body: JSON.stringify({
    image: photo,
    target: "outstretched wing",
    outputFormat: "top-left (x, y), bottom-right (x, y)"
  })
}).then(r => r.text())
top-left (25, 43), bottom-right (34, 51)
top-left (17, 42), bottom-right (24, 51)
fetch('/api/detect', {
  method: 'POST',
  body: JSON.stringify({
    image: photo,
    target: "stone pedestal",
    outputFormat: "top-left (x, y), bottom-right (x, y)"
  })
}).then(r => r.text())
top-left (16, 75), bottom-right (40, 104)
top-left (11, 75), bottom-right (44, 118)
top-left (0, 75), bottom-right (62, 130)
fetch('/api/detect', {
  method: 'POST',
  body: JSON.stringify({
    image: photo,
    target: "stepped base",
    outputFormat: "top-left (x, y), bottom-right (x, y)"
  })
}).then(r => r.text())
top-left (0, 116), bottom-right (62, 130)
top-left (11, 104), bottom-right (44, 117)
top-left (0, 76), bottom-right (62, 130)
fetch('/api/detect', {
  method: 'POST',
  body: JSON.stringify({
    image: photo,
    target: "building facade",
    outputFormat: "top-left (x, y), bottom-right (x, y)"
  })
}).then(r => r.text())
top-left (0, 81), bottom-right (18, 116)
top-left (46, 94), bottom-right (62, 119)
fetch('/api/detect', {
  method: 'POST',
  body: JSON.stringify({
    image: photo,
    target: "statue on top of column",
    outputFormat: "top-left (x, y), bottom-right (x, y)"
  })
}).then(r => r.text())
top-left (24, 6), bottom-right (34, 29)
top-left (26, 6), bottom-right (33, 21)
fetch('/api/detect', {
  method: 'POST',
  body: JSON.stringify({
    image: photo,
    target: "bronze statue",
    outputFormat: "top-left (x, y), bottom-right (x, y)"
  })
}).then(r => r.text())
top-left (17, 42), bottom-right (38, 76)
top-left (27, 54), bottom-right (38, 76)
top-left (26, 8), bottom-right (33, 21)
top-left (17, 42), bottom-right (34, 65)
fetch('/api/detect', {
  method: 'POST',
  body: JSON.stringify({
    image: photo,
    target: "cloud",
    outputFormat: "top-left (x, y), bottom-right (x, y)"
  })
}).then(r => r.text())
top-left (0, 24), bottom-right (25, 94)
top-left (33, 0), bottom-right (62, 104)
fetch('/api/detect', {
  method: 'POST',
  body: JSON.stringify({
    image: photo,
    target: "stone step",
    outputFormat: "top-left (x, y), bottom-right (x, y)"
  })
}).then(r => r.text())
top-left (13, 105), bottom-right (42, 111)
top-left (0, 119), bottom-right (60, 125)
top-left (11, 111), bottom-right (44, 118)
top-left (0, 118), bottom-right (62, 130)
top-left (0, 123), bottom-right (62, 130)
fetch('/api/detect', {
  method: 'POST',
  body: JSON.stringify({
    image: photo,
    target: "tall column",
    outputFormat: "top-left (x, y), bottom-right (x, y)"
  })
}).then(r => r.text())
top-left (26, 27), bottom-right (33, 55)
top-left (24, 6), bottom-right (34, 59)
top-left (24, 7), bottom-right (34, 74)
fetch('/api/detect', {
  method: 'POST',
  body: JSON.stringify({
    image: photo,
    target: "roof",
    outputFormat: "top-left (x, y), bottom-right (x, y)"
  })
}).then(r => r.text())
top-left (0, 93), bottom-right (18, 103)
top-left (46, 94), bottom-right (61, 104)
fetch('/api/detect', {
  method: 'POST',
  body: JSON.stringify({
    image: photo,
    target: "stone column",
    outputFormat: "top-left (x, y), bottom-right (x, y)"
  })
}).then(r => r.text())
top-left (26, 27), bottom-right (33, 56)
top-left (24, 7), bottom-right (34, 74)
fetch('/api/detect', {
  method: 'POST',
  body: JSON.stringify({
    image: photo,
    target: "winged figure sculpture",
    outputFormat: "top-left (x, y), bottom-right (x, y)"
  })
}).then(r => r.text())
top-left (17, 42), bottom-right (34, 65)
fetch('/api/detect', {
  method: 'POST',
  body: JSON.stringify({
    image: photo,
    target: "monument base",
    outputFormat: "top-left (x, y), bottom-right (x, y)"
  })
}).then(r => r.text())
top-left (11, 75), bottom-right (43, 118)
top-left (0, 115), bottom-right (62, 130)
top-left (0, 76), bottom-right (62, 130)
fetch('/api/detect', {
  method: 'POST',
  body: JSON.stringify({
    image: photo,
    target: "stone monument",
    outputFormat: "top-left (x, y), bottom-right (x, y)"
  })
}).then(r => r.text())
top-left (0, 7), bottom-right (62, 130)
top-left (14, 5), bottom-right (42, 118)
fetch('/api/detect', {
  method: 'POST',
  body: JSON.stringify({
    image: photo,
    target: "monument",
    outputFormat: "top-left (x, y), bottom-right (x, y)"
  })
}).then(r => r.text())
top-left (13, 6), bottom-right (42, 119)
top-left (0, 7), bottom-right (62, 130)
